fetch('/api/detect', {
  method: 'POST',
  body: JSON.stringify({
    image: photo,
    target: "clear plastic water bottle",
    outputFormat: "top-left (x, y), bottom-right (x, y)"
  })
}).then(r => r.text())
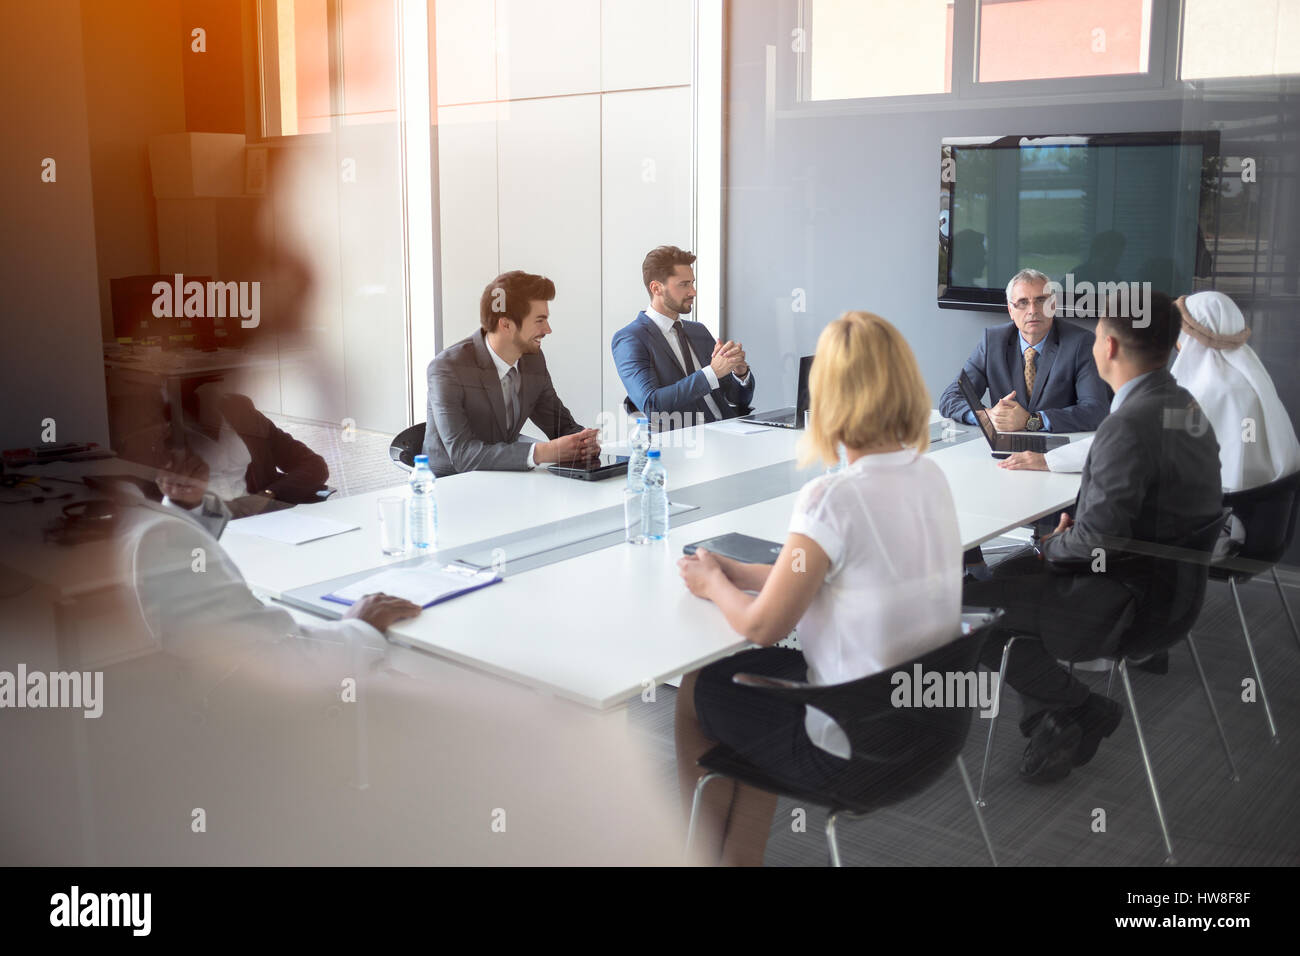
top-left (640, 449), bottom-right (669, 540)
top-left (408, 454), bottom-right (437, 550)
top-left (627, 416), bottom-right (651, 489)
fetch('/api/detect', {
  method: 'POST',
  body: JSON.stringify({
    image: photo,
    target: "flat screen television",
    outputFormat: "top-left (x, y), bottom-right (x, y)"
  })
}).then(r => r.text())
top-left (938, 132), bottom-right (1220, 313)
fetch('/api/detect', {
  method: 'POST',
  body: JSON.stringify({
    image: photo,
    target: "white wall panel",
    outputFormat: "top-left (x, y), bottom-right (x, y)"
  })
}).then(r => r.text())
top-left (600, 0), bottom-right (692, 91)
top-left (435, 0), bottom-right (497, 104)
top-left (600, 87), bottom-right (693, 419)
top-left (437, 103), bottom-right (501, 353)
top-left (497, 94), bottom-right (603, 426)
top-left (272, 145), bottom-right (347, 425)
top-left (337, 122), bottom-right (409, 435)
top-left (496, 0), bottom-right (601, 99)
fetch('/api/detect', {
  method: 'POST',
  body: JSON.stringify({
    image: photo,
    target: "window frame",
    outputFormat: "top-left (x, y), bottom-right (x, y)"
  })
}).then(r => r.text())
top-left (253, 0), bottom-right (380, 144)
top-left (792, 0), bottom-right (1181, 115)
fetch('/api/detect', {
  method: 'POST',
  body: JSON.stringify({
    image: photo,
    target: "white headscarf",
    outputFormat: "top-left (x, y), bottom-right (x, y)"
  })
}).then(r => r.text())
top-left (1171, 292), bottom-right (1300, 491)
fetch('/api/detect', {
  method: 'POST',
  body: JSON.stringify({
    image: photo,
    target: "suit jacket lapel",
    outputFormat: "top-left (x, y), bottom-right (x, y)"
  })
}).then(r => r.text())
top-left (517, 357), bottom-right (546, 430)
top-left (1006, 327), bottom-right (1029, 406)
top-left (637, 312), bottom-right (689, 379)
top-left (681, 321), bottom-right (709, 376)
top-left (473, 331), bottom-right (510, 438)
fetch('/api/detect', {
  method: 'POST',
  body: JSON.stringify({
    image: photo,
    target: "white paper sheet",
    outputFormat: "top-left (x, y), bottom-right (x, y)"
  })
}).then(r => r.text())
top-left (327, 565), bottom-right (497, 607)
top-left (706, 419), bottom-right (771, 436)
top-left (225, 509), bottom-right (359, 545)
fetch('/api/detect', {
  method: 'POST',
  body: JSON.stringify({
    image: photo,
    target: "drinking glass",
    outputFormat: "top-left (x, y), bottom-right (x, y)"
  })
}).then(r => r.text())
top-left (377, 496), bottom-right (407, 556)
top-left (623, 487), bottom-right (646, 544)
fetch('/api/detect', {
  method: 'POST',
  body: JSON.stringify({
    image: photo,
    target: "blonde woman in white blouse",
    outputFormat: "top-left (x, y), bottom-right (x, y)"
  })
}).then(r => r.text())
top-left (676, 311), bottom-right (964, 866)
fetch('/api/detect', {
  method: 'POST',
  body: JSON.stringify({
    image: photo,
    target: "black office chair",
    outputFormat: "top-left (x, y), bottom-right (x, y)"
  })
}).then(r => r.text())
top-left (976, 511), bottom-right (1233, 864)
top-left (686, 611), bottom-right (1002, 867)
top-left (389, 423), bottom-right (426, 472)
top-left (1207, 469), bottom-right (1300, 743)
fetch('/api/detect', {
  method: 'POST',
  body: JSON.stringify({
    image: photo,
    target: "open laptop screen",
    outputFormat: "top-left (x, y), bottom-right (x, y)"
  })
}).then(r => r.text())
top-left (957, 370), bottom-right (999, 446)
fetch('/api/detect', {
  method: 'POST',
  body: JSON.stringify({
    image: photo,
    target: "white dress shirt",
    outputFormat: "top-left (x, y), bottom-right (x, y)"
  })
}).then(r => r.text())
top-left (788, 448), bottom-right (963, 758)
top-left (485, 337), bottom-right (537, 469)
top-left (644, 306), bottom-right (750, 422)
top-left (120, 491), bottom-right (390, 678)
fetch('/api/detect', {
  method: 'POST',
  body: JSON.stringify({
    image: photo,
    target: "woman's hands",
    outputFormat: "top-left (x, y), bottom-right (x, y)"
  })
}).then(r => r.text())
top-left (677, 547), bottom-right (728, 599)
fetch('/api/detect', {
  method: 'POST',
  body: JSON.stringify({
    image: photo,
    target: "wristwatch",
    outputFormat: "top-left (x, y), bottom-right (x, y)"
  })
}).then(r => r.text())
top-left (1025, 413), bottom-right (1043, 432)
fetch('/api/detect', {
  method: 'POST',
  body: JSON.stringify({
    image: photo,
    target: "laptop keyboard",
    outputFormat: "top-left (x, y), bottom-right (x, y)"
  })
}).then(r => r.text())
top-left (1006, 434), bottom-right (1045, 452)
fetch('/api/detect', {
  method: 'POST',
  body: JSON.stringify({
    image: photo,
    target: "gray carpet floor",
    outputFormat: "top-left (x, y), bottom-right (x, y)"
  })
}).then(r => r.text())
top-left (623, 575), bottom-right (1300, 868)
top-left (283, 414), bottom-right (1300, 867)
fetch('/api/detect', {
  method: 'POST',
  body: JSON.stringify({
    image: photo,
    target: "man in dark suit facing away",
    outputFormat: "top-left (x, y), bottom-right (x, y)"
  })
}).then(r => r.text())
top-left (939, 267), bottom-right (1110, 434)
top-left (611, 245), bottom-right (756, 431)
top-left (964, 292), bottom-right (1223, 783)
top-left (423, 271), bottom-right (600, 477)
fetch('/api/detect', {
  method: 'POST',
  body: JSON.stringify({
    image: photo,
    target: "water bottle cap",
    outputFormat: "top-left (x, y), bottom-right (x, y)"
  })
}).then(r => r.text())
top-left (414, 455), bottom-right (429, 465)
top-left (647, 449), bottom-right (660, 458)
top-left (636, 417), bottom-right (648, 425)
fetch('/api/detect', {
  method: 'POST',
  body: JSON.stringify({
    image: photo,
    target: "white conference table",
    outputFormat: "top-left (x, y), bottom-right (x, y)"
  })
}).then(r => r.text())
top-left (223, 418), bottom-right (1084, 710)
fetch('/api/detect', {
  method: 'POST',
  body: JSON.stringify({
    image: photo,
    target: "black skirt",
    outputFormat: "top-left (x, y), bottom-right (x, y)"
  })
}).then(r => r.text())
top-left (693, 647), bottom-right (852, 791)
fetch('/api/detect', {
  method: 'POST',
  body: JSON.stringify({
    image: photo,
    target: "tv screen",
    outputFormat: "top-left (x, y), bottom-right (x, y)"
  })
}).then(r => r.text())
top-left (938, 132), bottom-right (1220, 313)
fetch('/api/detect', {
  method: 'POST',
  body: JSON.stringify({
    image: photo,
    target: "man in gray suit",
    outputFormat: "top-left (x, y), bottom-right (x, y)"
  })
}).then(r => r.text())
top-left (964, 291), bottom-right (1222, 783)
top-left (939, 267), bottom-right (1109, 434)
top-left (423, 271), bottom-right (600, 477)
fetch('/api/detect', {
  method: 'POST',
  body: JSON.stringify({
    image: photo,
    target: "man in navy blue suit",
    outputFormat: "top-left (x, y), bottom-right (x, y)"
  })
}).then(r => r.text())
top-left (939, 268), bottom-right (1109, 434)
top-left (611, 246), bottom-right (756, 430)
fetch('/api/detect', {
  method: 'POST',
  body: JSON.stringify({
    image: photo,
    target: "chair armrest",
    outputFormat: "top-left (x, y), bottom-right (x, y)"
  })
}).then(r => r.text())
top-left (961, 608), bottom-right (1002, 633)
top-left (731, 672), bottom-right (811, 690)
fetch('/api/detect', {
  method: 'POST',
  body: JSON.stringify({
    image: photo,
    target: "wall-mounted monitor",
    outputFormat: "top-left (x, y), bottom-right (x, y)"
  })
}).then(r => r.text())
top-left (938, 132), bottom-right (1220, 313)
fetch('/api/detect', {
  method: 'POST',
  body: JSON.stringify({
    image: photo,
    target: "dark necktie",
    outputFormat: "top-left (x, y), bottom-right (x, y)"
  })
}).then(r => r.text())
top-left (504, 366), bottom-right (520, 433)
top-left (672, 320), bottom-right (696, 375)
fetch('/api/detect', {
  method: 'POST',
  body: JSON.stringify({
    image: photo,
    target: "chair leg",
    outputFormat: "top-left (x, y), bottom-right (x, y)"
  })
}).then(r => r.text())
top-left (1105, 659), bottom-right (1117, 699)
top-left (684, 772), bottom-right (722, 860)
top-left (825, 811), bottom-right (843, 867)
top-left (1230, 578), bottom-right (1279, 743)
top-left (1185, 633), bottom-right (1239, 783)
top-left (1272, 567), bottom-right (1300, 652)
top-left (976, 635), bottom-right (1019, 807)
top-left (1118, 660), bottom-right (1176, 864)
top-left (956, 754), bottom-right (997, 866)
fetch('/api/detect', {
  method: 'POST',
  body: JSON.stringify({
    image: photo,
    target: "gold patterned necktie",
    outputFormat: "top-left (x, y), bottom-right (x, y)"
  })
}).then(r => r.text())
top-left (1024, 347), bottom-right (1038, 400)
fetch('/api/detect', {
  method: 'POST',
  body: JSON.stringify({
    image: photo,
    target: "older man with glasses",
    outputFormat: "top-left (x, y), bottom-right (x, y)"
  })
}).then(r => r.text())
top-left (940, 267), bottom-right (1109, 435)
top-left (940, 267), bottom-right (1111, 574)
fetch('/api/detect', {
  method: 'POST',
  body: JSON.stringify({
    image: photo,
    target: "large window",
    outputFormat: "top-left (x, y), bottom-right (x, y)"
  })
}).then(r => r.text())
top-left (258, 0), bottom-right (397, 137)
top-left (1180, 0), bottom-right (1300, 80)
top-left (977, 0), bottom-right (1152, 83)
top-left (806, 0), bottom-right (953, 100)
top-left (803, 0), bottom-right (1300, 107)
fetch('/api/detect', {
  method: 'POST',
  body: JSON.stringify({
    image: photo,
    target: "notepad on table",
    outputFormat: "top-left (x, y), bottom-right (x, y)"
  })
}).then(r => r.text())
top-left (226, 509), bottom-right (359, 545)
top-left (322, 564), bottom-right (501, 608)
